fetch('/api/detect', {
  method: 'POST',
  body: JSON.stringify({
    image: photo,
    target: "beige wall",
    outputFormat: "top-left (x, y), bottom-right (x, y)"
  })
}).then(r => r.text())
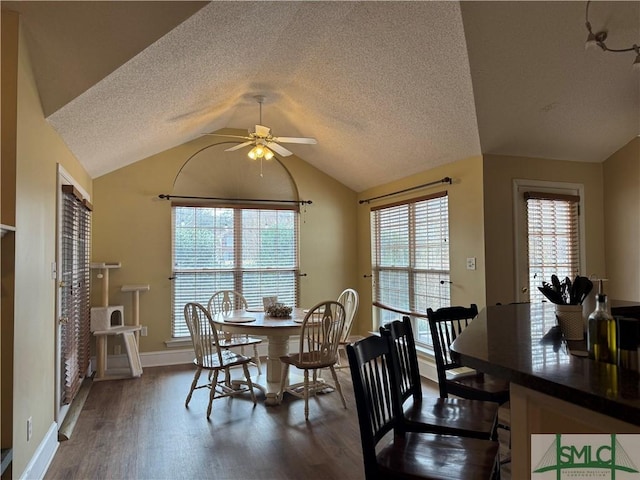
top-left (483, 154), bottom-right (605, 306)
top-left (91, 136), bottom-right (358, 352)
top-left (355, 156), bottom-right (486, 333)
top-left (11, 15), bottom-right (92, 477)
top-left (603, 137), bottom-right (640, 301)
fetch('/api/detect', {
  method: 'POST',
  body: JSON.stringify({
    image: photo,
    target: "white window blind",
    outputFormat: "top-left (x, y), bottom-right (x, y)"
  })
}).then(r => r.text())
top-left (371, 192), bottom-right (450, 346)
top-left (172, 205), bottom-right (299, 337)
top-left (60, 185), bottom-right (91, 404)
top-left (525, 192), bottom-right (580, 304)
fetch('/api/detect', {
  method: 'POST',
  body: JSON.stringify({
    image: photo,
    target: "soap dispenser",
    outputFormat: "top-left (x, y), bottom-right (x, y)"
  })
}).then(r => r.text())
top-left (587, 280), bottom-right (617, 364)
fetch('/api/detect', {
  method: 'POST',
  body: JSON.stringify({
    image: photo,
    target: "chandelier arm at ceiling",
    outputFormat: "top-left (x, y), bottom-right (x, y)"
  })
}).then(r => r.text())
top-left (584, 0), bottom-right (640, 70)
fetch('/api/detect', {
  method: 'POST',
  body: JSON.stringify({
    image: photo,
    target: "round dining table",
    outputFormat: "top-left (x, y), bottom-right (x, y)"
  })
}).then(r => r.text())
top-left (211, 307), bottom-right (307, 405)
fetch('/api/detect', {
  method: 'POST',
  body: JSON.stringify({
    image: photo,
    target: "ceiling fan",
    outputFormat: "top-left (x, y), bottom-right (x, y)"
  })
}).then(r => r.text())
top-left (206, 95), bottom-right (317, 159)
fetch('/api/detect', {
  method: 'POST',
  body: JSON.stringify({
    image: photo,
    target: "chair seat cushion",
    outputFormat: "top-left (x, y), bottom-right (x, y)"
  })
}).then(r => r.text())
top-left (404, 397), bottom-right (499, 439)
top-left (279, 352), bottom-right (335, 369)
top-left (377, 432), bottom-right (499, 480)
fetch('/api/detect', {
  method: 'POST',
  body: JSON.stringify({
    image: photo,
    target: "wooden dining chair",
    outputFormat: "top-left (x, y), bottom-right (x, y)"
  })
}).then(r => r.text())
top-left (207, 290), bottom-right (262, 374)
top-left (380, 317), bottom-right (499, 440)
top-left (183, 302), bottom-right (257, 419)
top-left (278, 300), bottom-right (347, 420)
top-left (347, 335), bottom-right (501, 480)
top-left (336, 288), bottom-right (359, 368)
top-left (427, 304), bottom-right (509, 405)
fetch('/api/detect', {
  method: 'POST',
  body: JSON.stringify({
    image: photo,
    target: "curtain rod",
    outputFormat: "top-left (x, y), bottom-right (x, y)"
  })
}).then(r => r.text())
top-left (158, 194), bottom-right (312, 205)
top-left (359, 177), bottom-right (452, 204)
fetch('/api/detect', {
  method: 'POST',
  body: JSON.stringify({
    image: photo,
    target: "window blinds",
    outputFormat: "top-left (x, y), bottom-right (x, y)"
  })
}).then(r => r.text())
top-left (525, 192), bottom-right (580, 304)
top-left (172, 206), bottom-right (299, 337)
top-left (60, 185), bottom-right (92, 404)
top-left (370, 192), bottom-right (450, 334)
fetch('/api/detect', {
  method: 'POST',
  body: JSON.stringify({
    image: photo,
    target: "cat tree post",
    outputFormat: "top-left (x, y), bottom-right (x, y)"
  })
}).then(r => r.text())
top-left (121, 284), bottom-right (150, 345)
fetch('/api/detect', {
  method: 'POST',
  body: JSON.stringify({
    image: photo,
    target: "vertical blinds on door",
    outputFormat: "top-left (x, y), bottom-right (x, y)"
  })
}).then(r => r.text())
top-left (525, 191), bottom-right (580, 304)
top-left (60, 185), bottom-right (92, 404)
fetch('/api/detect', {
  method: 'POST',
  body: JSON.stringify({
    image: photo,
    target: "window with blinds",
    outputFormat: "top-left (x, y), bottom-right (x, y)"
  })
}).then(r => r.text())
top-left (370, 192), bottom-right (450, 347)
top-left (60, 185), bottom-right (92, 404)
top-left (525, 191), bottom-right (580, 304)
top-left (172, 205), bottom-right (299, 337)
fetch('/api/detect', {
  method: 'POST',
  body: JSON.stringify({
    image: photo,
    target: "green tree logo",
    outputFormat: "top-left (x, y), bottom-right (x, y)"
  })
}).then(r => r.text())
top-left (533, 434), bottom-right (639, 479)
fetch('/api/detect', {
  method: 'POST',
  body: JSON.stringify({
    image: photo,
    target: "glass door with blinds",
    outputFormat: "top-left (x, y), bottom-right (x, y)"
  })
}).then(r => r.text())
top-left (56, 173), bottom-right (92, 424)
top-left (514, 180), bottom-right (585, 303)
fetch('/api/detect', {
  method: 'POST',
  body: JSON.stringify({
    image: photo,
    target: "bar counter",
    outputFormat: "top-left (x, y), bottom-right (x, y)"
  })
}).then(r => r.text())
top-left (450, 302), bottom-right (640, 477)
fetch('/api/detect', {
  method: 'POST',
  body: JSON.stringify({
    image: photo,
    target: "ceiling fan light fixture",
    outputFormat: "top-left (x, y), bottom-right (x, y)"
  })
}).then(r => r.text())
top-left (213, 95), bottom-right (317, 163)
top-left (585, 27), bottom-right (598, 50)
top-left (584, 1), bottom-right (640, 71)
top-left (247, 144), bottom-right (274, 160)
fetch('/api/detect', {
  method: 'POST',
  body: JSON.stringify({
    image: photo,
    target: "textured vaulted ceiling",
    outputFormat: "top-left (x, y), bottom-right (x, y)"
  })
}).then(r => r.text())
top-left (3, 1), bottom-right (639, 192)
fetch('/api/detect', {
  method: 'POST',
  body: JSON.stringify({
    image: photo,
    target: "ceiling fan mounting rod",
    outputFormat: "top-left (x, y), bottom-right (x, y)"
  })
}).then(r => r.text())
top-left (254, 95), bottom-right (266, 124)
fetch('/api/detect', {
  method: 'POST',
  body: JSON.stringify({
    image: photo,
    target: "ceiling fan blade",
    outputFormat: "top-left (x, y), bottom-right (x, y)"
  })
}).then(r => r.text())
top-left (267, 142), bottom-right (293, 157)
top-left (272, 136), bottom-right (318, 145)
top-left (255, 124), bottom-right (271, 137)
top-left (204, 133), bottom-right (252, 140)
top-left (225, 141), bottom-right (253, 152)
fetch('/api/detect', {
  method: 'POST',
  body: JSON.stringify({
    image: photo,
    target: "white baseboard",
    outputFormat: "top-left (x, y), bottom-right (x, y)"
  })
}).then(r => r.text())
top-left (417, 354), bottom-right (439, 384)
top-left (98, 340), bottom-right (438, 383)
top-left (95, 339), bottom-right (278, 369)
top-left (20, 421), bottom-right (58, 480)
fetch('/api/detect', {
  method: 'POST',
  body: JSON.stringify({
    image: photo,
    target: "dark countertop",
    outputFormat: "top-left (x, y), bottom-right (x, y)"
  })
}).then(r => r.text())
top-left (450, 303), bottom-right (640, 426)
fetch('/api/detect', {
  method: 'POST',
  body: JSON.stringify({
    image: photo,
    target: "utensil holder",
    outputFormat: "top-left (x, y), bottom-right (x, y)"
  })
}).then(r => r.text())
top-left (555, 304), bottom-right (584, 340)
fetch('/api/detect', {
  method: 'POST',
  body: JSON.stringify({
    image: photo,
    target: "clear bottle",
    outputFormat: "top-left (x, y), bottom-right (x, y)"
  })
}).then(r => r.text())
top-left (587, 281), bottom-right (617, 364)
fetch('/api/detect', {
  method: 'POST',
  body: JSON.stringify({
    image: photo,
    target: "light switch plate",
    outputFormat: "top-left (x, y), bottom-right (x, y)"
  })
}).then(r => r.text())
top-left (466, 257), bottom-right (476, 270)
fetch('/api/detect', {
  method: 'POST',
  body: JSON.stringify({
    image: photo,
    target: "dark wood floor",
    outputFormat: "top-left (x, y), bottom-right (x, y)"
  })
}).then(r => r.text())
top-left (44, 363), bottom-right (509, 480)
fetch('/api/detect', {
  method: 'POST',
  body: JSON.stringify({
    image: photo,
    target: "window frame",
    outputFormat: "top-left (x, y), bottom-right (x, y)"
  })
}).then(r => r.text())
top-left (370, 191), bottom-right (451, 348)
top-left (513, 179), bottom-right (586, 303)
top-left (171, 203), bottom-right (300, 338)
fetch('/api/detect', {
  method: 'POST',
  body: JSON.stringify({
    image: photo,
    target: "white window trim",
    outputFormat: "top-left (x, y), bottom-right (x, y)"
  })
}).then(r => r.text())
top-left (513, 179), bottom-right (586, 303)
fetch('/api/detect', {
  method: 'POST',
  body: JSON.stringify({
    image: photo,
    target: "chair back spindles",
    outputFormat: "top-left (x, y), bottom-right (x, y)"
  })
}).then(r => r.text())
top-left (380, 316), bottom-right (501, 440)
top-left (381, 317), bottom-right (423, 406)
top-left (348, 333), bottom-right (501, 479)
top-left (347, 335), bottom-right (396, 477)
top-left (206, 290), bottom-right (263, 374)
top-left (428, 304), bottom-right (509, 405)
top-left (298, 301), bottom-right (345, 365)
top-left (184, 302), bottom-right (223, 368)
top-left (428, 304), bottom-right (479, 398)
top-left (279, 300), bottom-right (347, 420)
top-left (337, 288), bottom-right (359, 342)
top-left (207, 290), bottom-right (248, 316)
top-left (183, 301), bottom-right (257, 418)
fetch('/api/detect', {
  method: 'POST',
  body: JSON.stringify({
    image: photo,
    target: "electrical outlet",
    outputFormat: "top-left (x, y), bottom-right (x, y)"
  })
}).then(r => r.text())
top-left (466, 257), bottom-right (476, 270)
top-left (114, 345), bottom-right (121, 355)
top-left (27, 417), bottom-right (32, 442)
top-left (141, 326), bottom-right (148, 336)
